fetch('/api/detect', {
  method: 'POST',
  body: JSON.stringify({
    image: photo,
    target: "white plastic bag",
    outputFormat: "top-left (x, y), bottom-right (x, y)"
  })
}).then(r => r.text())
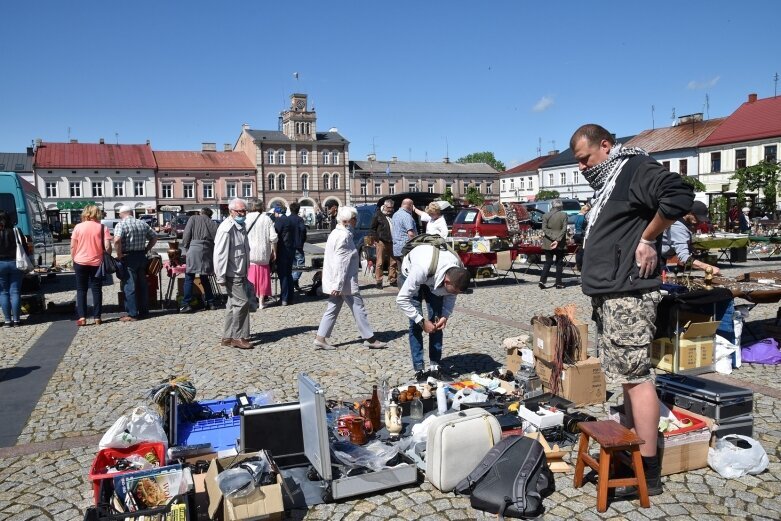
top-left (99, 406), bottom-right (169, 449)
top-left (707, 434), bottom-right (769, 478)
top-left (714, 335), bottom-right (739, 375)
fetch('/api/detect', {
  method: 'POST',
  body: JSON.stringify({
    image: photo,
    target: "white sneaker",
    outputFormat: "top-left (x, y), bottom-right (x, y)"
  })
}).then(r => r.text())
top-left (363, 339), bottom-right (388, 349)
top-left (313, 338), bottom-right (337, 350)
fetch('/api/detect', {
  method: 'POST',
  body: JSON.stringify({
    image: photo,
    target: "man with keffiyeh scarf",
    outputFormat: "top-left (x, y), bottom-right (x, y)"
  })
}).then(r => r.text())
top-left (571, 124), bottom-right (693, 498)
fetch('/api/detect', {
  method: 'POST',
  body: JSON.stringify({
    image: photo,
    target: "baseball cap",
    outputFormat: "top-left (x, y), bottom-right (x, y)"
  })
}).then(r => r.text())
top-left (690, 201), bottom-right (709, 221)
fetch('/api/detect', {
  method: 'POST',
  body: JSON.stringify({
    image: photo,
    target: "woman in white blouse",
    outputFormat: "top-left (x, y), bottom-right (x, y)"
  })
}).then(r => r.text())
top-left (314, 206), bottom-right (387, 350)
top-left (416, 202), bottom-right (449, 238)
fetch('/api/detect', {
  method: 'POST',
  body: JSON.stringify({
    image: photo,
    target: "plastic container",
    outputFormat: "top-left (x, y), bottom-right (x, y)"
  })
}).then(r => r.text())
top-left (176, 398), bottom-right (241, 451)
top-left (88, 441), bottom-right (166, 505)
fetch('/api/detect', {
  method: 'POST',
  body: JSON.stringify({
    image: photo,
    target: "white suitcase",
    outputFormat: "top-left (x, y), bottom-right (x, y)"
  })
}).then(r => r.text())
top-left (425, 408), bottom-right (502, 492)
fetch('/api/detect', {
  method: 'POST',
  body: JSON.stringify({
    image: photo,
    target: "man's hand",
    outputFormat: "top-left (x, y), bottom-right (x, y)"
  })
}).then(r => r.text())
top-left (421, 319), bottom-right (437, 334)
top-left (331, 290), bottom-right (342, 296)
top-left (434, 317), bottom-right (448, 331)
top-left (635, 242), bottom-right (658, 278)
top-left (550, 240), bottom-right (559, 250)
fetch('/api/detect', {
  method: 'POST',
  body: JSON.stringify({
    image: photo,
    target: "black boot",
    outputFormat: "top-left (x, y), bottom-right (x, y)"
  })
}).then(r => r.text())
top-left (614, 455), bottom-right (663, 497)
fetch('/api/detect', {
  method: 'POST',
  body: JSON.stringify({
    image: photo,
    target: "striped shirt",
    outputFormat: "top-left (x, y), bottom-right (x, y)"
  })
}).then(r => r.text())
top-left (114, 217), bottom-right (156, 252)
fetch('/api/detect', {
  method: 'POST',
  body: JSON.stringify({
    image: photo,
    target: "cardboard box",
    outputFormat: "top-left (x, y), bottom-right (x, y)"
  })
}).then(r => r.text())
top-left (533, 319), bottom-right (589, 363)
top-left (205, 453), bottom-right (284, 521)
top-left (503, 335), bottom-right (532, 374)
top-left (651, 320), bottom-right (718, 372)
top-left (610, 405), bottom-right (713, 476)
top-left (534, 356), bottom-right (605, 406)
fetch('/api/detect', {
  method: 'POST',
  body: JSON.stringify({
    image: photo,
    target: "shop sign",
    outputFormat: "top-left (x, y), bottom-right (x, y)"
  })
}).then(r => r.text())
top-left (56, 200), bottom-right (97, 210)
top-left (160, 205), bottom-right (182, 212)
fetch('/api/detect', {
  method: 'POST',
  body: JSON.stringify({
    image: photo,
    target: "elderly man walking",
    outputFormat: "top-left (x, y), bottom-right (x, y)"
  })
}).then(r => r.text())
top-left (213, 198), bottom-right (253, 349)
top-left (370, 199), bottom-right (397, 289)
top-left (113, 205), bottom-right (157, 322)
top-left (391, 198), bottom-right (417, 274)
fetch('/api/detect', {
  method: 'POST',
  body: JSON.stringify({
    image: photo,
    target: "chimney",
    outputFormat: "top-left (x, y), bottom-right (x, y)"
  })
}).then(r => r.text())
top-left (70, 139), bottom-right (78, 144)
top-left (547, 149), bottom-right (559, 156)
top-left (34, 138), bottom-right (42, 148)
top-left (391, 156), bottom-right (398, 163)
top-left (242, 123), bottom-right (250, 131)
top-left (146, 139), bottom-right (151, 146)
top-left (26, 147), bottom-right (34, 156)
top-left (99, 138), bottom-right (105, 144)
top-left (224, 143), bottom-right (232, 152)
top-left (748, 93), bottom-right (758, 103)
top-left (202, 142), bottom-right (217, 152)
top-left (443, 157), bottom-right (450, 163)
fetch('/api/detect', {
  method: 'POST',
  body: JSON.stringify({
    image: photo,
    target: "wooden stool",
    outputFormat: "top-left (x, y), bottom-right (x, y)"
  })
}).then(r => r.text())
top-left (573, 420), bottom-right (650, 512)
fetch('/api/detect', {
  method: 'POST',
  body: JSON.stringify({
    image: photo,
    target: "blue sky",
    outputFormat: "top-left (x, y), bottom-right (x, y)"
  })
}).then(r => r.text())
top-left (2, 0), bottom-right (778, 168)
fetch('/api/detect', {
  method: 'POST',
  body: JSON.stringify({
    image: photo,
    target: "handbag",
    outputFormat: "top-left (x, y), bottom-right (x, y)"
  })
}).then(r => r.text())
top-left (13, 228), bottom-right (34, 273)
top-left (96, 225), bottom-right (127, 280)
top-left (455, 435), bottom-right (554, 519)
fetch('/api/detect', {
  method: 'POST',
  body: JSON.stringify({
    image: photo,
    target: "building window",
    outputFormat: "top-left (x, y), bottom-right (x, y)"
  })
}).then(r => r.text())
top-left (92, 182), bottom-right (103, 197)
top-left (45, 182), bottom-right (58, 198)
top-left (560, 172), bottom-right (567, 185)
top-left (710, 152), bottom-right (721, 173)
top-left (476, 183), bottom-right (482, 194)
top-left (242, 183), bottom-right (252, 198)
top-left (502, 179), bottom-right (506, 191)
top-left (428, 183), bottom-right (435, 194)
top-left (360, 183), bottom-right (367, 196)
top-left (278, 174), bottom-right (286, 191)
top-left (134, 181), bottom-right (145, 197)
top-left (301, 150), bottom-right (308, 165)
top-left (161, 184), bottom-right (173, 199)
top-left (183, 182), bottom-right (194, 199)
top-left (322, 173), bottom-right (330, 190)
top-left (679, 160), bottom-right (688, 176)
top-left (486, 183), bottom-right (493, 194)
top-left (527, 178), bottom-right (533, 190)
top-left (374, 183), bottom-right (382, 195)
top-left (735, 149), bottom-right (747, 170)
top-left (510, 179), bottom-right (515, 190)
top-left (114, 182), bottom-right (125, 197)
top-left (573, 171), bottom-right (579, 184)
top-left (389, 183), bottom-right (396, 195)
top-left (268, 174), bottom-right (275, 191)
top-left (301, 173), bottom-right (309, 191)
top-left (267, 150), bottom-right (275, 164)
top-left (445, 183), bottom-right (452, 194)
top-left (332, 152), bottom-right (339, 165)
top-left (662, 161), bottom-right (670, 170)
top-left (332, 173), bottom-right (339, 189)
top-left (409, 183), bottom-right (417, 192)
top-left (322, 151), bottom-right (330, 165)
top-left (277, 151), bottom-right (285, 165)
top-left (70, 182), bottom-right (81, 197)
top-left (227, 182), bottom-right (237, 198)
top-left (546, 173), bottom-right (553, 186)
top-left (463, 181), bottom-right (469, 193)
top-left (765, 145), bottom-right (777, 162)
top-left (203, 183), bottom-right (213, 199)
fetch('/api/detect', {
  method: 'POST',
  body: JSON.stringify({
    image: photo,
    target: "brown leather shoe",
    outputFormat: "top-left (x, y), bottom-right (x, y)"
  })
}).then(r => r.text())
top-left (220, 338), bottom-right (232, 346)
top-left (230, 338), bottom-right (253, 349)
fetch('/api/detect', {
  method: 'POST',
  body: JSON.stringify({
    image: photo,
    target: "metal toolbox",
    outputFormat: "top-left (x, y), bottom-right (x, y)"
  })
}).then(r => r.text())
top-left (713, 414), bottom-right (754, 439)
top-left (656, 374), bottom-right (753, 422)
top-left (298, 373), bottom-right (418, 502)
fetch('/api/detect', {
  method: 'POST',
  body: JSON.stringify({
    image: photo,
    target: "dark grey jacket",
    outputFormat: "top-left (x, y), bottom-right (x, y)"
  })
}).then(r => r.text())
top-left (581, 155), bottom-right (693, 296)
top-left (541, 209), bottom-right (567, 250)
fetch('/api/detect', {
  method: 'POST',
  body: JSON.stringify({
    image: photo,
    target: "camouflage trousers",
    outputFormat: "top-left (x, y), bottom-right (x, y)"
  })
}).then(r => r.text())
top-left (591, 290), bottom-right (662, 385)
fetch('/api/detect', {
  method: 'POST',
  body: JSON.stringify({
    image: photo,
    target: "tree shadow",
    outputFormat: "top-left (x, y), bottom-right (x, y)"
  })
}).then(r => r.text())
top-left (0, 366), bottom-right (41, 383)
top-left (440, 352), bottom-right (502, 376)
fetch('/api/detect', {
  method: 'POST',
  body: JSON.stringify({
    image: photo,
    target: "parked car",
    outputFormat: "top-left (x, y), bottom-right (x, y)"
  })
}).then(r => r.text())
top-left (522, 198), bottom-right (581, 216)
top-left (0, 172), bottom-right (53, 269)
top-left (100, 218), bottom-right (122, 236)
top-left (174, 214), bottom-right (191, 238)
top-left (451, 207), bottom-right (509, 238)
top-left (138, 214), bottom-right (157, 229)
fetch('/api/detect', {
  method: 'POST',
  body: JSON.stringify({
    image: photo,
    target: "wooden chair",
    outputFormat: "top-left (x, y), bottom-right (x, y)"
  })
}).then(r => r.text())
top-left (573, 420), bottom-right (650, 513)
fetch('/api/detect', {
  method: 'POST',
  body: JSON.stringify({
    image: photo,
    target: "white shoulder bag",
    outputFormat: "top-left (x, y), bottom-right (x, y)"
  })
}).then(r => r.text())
top-left (14, 228), bottom-right (34, 273)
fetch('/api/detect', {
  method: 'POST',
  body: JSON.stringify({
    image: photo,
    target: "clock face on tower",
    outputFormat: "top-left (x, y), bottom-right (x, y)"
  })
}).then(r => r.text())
top-left (295, 99), bottom-right (305, 110)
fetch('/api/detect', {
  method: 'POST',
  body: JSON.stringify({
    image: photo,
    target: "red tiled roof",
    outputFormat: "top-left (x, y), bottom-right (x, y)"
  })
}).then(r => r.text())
top-left (699, 95), bottom-right (781, 147)
top-left (625, 118), bottom-right (725, 152)
top-left (503, 155), bottom-right (553, 175)
top-left (153, 151), bottom-right (255, 171)
top-left (34, 142), bottom-right (156, 169)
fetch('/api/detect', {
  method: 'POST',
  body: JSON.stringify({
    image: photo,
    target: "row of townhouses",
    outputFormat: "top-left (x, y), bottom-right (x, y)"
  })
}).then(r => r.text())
top-left (500, 93), bottom-right (781, 207)
top-left (1, 93), bottom-right (497, 228)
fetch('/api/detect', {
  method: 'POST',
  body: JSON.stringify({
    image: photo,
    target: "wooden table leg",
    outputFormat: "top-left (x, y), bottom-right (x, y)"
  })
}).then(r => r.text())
top-left (597, 447), bottom-right (611, 513)
top-left (631, 449), bottom-right (650, 508)
top-left (573, 432), bottom-right (589, 488)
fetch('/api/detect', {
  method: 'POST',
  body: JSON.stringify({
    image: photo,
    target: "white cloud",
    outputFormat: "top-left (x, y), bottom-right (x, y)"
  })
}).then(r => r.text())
top-left (532, 95), bottom-right (554, 112)
top-left (687, 76), bottom-right (721, 90)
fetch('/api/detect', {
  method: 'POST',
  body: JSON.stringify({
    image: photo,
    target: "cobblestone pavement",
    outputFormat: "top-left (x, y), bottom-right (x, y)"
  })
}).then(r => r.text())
top-left (1, 253), bottom-right (780, 520)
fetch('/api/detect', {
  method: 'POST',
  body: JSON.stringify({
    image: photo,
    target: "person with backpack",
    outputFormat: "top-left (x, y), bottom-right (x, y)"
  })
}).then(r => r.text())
top-left (314, 207), bottom-right (387, 350)
top-left (396, 237), bottom-right (472, 381)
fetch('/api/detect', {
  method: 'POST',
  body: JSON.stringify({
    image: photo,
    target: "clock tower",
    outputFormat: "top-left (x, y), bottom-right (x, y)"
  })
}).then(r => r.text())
top-left (282, 93), bottom-right (316, 141)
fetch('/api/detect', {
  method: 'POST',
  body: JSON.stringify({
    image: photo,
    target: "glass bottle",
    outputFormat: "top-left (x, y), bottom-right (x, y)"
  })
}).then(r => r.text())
top-left (369, 385), bottom-right (382, 432)
top-left (410, 396), bottom-right (424, 420)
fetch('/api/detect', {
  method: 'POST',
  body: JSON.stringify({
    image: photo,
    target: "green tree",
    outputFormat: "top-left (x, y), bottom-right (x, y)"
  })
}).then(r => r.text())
top-left (441, 186), bottom-right (455, 205)
top-left (732, 160), bottom-right (781, 212)
top-left (709, 195), bottom-right (728, 229)
top-left (681, 176), bottom-right (706, 192)
top-left (535, 189), bottom-right (560, 201)
top-left (456, 152), bottom-right (506, 172)
top-left (464, 186), bottom-right (485, 206)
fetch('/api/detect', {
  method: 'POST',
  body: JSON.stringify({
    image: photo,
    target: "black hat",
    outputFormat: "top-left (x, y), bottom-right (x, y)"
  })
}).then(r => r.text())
top-left (691, 201), bottom-right (709, 221)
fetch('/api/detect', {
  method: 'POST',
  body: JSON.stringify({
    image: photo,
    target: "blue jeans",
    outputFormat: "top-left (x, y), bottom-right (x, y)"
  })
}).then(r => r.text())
top-left (0, 259), bottom-right (23, 323)
top-left (122, 251), bottom-right (149, 317)
top-left (183, 273), bottom-right (214, 306)
top-left (292, 250), bottom-right (305, 282)
top-left (407, 285), bottom-right (444, 371)
top-left (74, 262), bottom-right (103, 319)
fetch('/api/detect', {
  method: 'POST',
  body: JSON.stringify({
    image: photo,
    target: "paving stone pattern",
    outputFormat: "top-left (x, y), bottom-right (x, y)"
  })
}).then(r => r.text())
top-left (1, 254), bottom-right (780, 519)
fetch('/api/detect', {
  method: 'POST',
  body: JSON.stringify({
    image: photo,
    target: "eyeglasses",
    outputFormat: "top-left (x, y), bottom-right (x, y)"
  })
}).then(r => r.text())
top-left (233, 209), bottom-right (247, 214)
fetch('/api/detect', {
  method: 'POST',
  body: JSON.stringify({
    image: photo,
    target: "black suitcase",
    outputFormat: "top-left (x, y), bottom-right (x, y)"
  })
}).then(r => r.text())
top-left (656, 374), bottom-right (753, 422)
top-left (713, 414), bottom-right (754, 439)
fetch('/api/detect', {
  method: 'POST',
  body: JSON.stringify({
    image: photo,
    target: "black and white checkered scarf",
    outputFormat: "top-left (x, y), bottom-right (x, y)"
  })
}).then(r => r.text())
top-left (583, 144), bottom-right (647, 246)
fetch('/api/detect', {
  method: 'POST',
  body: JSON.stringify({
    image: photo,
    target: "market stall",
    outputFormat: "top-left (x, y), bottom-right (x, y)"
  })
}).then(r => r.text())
top-left (692, 234), bottom-right (750, 265)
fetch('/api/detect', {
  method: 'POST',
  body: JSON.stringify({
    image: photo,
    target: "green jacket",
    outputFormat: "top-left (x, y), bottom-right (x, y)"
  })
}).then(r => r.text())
top-left (542, 209), bottom-right (567, 250)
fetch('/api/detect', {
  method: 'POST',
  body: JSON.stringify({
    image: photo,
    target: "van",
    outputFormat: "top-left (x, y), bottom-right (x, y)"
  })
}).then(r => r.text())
top-left (0, 172), bottom-right (53, 267)
top-left (100, 218), bottom-right (122, 236)
top-left (523, 198), bottom-right (581, 216)
top-left (451, 208), bottom-right (508, 238)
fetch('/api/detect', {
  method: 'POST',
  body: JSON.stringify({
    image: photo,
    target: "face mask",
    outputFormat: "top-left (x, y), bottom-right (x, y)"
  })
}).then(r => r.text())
top-left (234, 216), bottom-right (246, 225)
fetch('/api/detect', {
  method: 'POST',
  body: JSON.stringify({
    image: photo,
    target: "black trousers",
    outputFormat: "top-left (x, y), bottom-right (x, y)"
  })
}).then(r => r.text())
top-left (540, 249), bottom-right (565, 285)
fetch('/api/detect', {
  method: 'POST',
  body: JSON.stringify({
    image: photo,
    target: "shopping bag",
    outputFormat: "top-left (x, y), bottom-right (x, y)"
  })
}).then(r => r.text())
top-left (101, 272), bottom-right (115, 286)
top-left (99, 406), bottom-right (168, 449)
top-left (245, 279), bottom-right (259, 312)
top-left (13, 228), bottom-right (33, 273)
top-left (707, 435), bottom-right (769, 478)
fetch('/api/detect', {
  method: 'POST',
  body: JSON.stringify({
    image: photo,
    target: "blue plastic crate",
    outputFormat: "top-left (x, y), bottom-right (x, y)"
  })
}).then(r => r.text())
top-left (176, 398), bottom-right (240, 451)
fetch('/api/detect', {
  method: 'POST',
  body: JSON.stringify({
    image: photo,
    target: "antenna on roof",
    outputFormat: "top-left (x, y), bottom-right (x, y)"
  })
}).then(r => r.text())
top-left (774, 72), bottom-right (779, 97)
top-left (550, 140), bottom-right (556, 153)
top-left (671, 108), bottom-right (676, 122)
top-left (705, 94), bottom-right (710, 120)
top-left (67, 126), bottom-right (71, 141)
top-left (115, 132), bottom-right (119, 145)
top-left (651, 105), bottom-right (655, 129)
top-left (445, 137), bottom-right (449, 159)
top-left (537, 137), bottom-right (542, 157)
